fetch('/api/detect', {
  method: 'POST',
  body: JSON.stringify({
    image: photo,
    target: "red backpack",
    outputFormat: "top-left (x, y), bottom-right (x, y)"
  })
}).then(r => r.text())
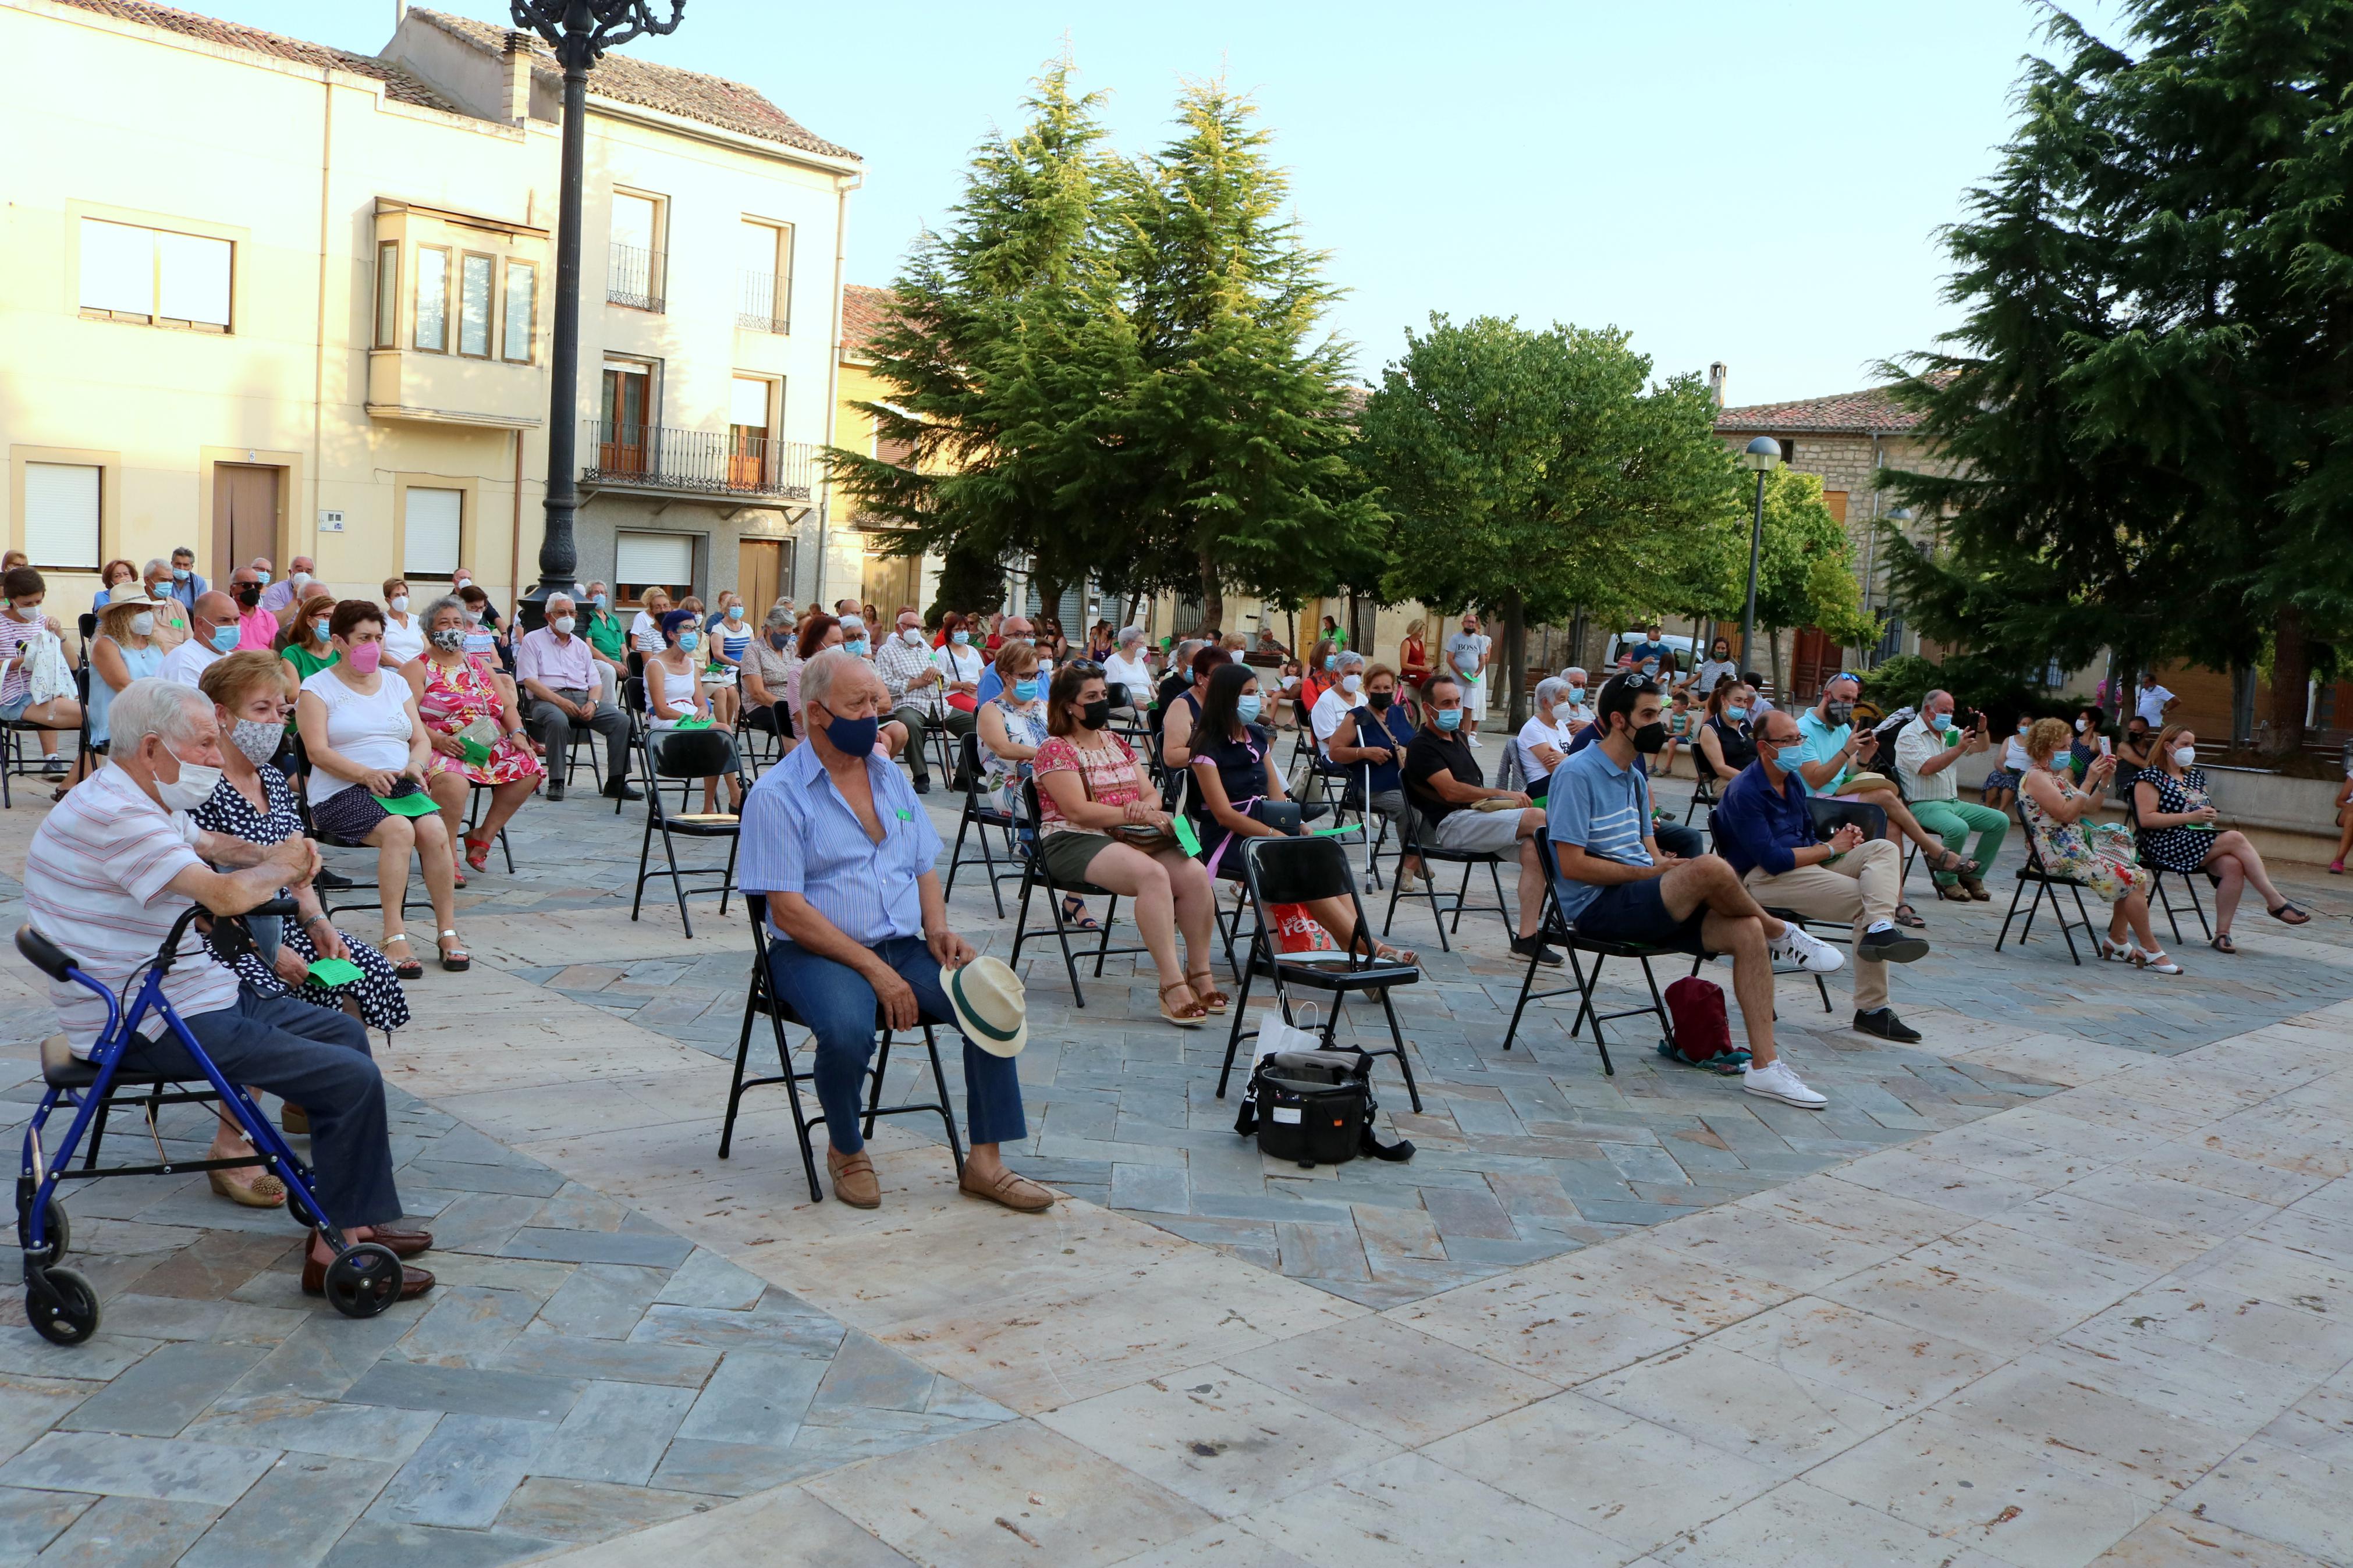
top-left (1662, 976), bottom-right (1735, 1065)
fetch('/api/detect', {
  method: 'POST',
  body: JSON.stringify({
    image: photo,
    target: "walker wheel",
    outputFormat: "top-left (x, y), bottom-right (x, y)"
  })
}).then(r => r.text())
top-left (26, 1269), bottom-right (98, 1346)
top-left (15, 1191), bottom-right (68, 1261)
top-left (321, 1242), bottom-right (403, 1319)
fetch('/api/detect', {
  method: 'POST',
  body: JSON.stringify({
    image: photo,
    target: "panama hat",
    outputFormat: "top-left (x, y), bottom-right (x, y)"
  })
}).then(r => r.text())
top-left (945, 956), bottom-right (1026, 1057)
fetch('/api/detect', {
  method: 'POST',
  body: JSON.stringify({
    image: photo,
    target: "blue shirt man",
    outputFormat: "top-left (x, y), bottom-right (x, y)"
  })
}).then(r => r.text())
top-left (1543, 742), bottom-right (1653, 923)
top-left (168, 553), bottom-right (208, 612)
top-left (971, 614), bottom-right (1034, 707)
top-left (736, 648), bottom-right (1048, 1213)
top-left (1789, 673), bottom-right (1870, 797)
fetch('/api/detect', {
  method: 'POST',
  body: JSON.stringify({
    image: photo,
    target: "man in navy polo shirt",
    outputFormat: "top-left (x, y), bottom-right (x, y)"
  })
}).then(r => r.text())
top-left (1546, 675), bottom-right (1840, 1108)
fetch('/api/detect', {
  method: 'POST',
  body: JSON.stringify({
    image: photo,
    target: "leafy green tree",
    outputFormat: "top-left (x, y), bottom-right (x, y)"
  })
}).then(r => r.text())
top-left (1359, 315), bottom-right (1741, 726)
top-left (1881, 0), bottom-right (2353, 752)
top-left (1120, 80), bottom-right (1376, 632)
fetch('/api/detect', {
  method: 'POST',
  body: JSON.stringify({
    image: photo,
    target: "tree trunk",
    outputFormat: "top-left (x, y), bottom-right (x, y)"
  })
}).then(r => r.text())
top-left (1032, 568), bottom-right (1067, 635)
top-left (1767, 626), bottom-right (1785, 703)
top-left (1198, 547), bottom-right (1223, 639)
top-left (1502, 589), bottom-right (1527, 732)
top-left (2268, 603), bottom-right (2309, 756)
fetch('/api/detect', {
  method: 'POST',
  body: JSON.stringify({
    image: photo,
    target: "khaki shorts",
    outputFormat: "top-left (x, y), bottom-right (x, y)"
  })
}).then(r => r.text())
top-left (1431, 805), bottom-right (1521, 856)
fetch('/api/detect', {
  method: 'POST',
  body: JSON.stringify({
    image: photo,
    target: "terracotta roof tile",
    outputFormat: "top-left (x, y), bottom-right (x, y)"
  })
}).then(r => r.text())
top-left (47, 0), bottom-right (460, 110)
top-left (839, 285), bottom-right (897, 358)
top-left (1715, 385), bottom-right (1924, 435)
top-left (413, 8), bottom-right (856, 162)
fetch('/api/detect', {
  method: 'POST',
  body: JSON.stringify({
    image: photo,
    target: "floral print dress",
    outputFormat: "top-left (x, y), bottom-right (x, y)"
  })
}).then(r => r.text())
top-left (416, 654), bottom-right (544, 787)
top-left (2019, 762), bottom-right (2148, 902)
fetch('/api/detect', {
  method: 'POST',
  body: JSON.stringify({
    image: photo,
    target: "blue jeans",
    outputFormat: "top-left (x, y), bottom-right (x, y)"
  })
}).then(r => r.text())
top-left (765, 934), bottom-right (1027, 1155)
top-left (120, 986), bottom-right (399, 1228)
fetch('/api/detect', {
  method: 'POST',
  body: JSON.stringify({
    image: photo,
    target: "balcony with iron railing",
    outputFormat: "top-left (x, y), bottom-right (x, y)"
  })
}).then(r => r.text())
top-left (608, 243), bottom-right (666, 312)
top-left (581, 421), bottom-right (816, 505)
top-left (737, 269), bottom-right (789, 334)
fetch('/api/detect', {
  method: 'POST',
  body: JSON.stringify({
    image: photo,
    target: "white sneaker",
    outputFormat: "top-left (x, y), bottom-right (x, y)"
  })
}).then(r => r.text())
top-left (1742, 1059), bottom-right (1827, 1108)
top-left (1467, 735), bottom-right (1484, 748)
top-left (1768, 925), bottom-right (1844, 974)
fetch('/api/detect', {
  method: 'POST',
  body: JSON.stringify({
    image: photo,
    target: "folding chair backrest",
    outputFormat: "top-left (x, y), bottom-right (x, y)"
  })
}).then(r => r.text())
top-left (652, 727), bottom-right (734, 780)
top-left (622, 675), bottom-right (647, 716)
top-left (1244, 831), bottom-right (1353, 907)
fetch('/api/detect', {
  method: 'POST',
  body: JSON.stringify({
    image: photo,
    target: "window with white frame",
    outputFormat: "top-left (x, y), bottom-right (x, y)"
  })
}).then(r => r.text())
top-left (737, 219), bottom-right (792, 332)
top-left (374, 240), bottom-right (400, 348)
top-left (403, 486), bottom-right (463, 579)
top-left (414, 246), bottom-right (450, 352)
top-left (502, 259), bottom-right (536, 363)
top-left (79, 218), bottom-right (231, 330)
top-left (22, 463), bottom-right (101, 571)
top-left (614, 531), bottom-right (694, 605)
top-left (458, 253), bottom-right (495, 357)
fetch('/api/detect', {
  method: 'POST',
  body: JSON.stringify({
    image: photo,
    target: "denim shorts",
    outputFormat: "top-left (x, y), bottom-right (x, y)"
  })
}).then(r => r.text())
top-left (0, 693), bottom-right (31, 723)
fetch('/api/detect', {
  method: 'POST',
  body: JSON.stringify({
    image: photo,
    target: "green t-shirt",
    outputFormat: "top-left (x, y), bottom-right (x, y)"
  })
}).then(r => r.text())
top-left (585, 609), bottom-right (627, 660)
top-left (284, 645), bottom-right (339, 680)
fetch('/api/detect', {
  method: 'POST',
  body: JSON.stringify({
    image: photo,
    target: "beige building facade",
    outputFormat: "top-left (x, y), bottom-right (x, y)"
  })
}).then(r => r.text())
top-left (1, 0), bottom-right (857, 627)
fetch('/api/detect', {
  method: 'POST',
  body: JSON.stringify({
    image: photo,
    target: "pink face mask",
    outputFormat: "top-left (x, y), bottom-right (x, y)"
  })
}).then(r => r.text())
top-left (346, 640), bottom-right (382, 675)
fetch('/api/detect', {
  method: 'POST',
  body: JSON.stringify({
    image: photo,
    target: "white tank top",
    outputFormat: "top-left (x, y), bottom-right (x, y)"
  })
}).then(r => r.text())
top-left (302, 668), bottom-right (414, 805)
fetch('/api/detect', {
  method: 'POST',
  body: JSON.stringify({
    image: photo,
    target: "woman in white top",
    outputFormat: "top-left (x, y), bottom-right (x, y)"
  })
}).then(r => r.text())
top-left (932, 620), bottom-right (986, 712)
top-left (628, 588), bottom-right (674, 655)
top-left (1101, 627), bottom-right (1155, 712)
top-left (644, 608), bottom-right (744, 815)
top-left (1514, 677), bottom-right (1582, 801)
top-left (1685, 637), bottom-right (1739, 703)
top-left (294, 601), bottom-right (462, 976)
top-left (378, 577), bottom-right (425, 667)
top-left (1982, 716), bottom-right (2034, 820)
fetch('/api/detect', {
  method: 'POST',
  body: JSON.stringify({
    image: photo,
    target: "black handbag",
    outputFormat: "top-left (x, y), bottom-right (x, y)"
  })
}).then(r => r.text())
top-left (1234, 1049), bottom-right (1414, 1168)
top-left (1250, 799), bottom-right (1304, 836)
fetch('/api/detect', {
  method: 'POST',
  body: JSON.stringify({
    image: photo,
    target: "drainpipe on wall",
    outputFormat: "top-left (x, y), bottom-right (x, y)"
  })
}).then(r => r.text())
top-left (812, 171), bottom-right (860, 608)
top-left (313, 74), bottom-right (333, 575)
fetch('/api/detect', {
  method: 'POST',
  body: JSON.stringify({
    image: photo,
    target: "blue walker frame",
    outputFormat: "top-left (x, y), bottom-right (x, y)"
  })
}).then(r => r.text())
top-left (15, 902), bottom-right (404, 1344)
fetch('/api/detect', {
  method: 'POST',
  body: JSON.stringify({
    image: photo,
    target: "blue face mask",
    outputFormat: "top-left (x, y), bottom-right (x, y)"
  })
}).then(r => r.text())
top-left (1724, 705), bottom-right (1750, 723)
top-left (1013, 677), bottom-right (1040, 703)
top-left (952, 631), bottom-right (971, 646)
top-left (1236, 694), bottom-right (1263, 724)
top-left (726, 606), bottom-right (744, 621)
top-left (208, 623), bottom-right (239, 653)
top-left (172, 567), bottom-right (190, 581)
top-left (845, 639), bottom-right (868, 657)
top-left (593, 593), bottom-right (610, 609)
top-left (824, 712), bottom-right (879, 755)
top-left (1324, 656), bottom-right (1337, 671)
top-left (1434, 707), bottom-right (1463, 731)
top-left (676, 632), bottom-right (700, 653)
top-left (255, 571), bottom-right (271, 585)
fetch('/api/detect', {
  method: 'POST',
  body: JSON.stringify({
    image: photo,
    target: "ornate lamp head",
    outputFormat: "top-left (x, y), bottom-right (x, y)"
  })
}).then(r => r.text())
top-left (508, 1), bottom-right (685, 70)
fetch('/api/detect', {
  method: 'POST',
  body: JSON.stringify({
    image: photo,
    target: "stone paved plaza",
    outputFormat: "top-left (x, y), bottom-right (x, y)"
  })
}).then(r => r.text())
top-left (2, 751), bottom-right (2351, 1566)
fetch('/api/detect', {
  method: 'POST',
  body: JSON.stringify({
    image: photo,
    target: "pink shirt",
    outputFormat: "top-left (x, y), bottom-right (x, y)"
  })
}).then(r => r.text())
top-left (234, 607), bottom-right (278, 652)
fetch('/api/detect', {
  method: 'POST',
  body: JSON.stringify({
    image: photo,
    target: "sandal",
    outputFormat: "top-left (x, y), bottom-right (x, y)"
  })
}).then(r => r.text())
top-left (2267, 902), bottom-right (2311, 926)
top-left (1893, 905), bottom-right (1928, 929)
top-left (463, 831), bottom-right (492, 874)
top-left (448, 853), bottom-right (466, 890)
top-left (2137, 947), bottom-right (2184, 976)
top-left (1373, 941), bottom-right (1418, 966)
top-left (382, 931), bottom-right (424, 981)
top-left (1928, 849), bottom-right (1979, 877)
top-left (1060, 895), bottom-right (1101, 932)
top-left (436, 929), bottom-right (470, 973)
top-left (2210, 933), bottom-right (2238, 954)
top-left (1158, 980), bottom-right (1208, 1028)
top-left (1185, 970), bottom-right (1230, 1014)
top-left (208, 1165), bottom-right (286, 1208)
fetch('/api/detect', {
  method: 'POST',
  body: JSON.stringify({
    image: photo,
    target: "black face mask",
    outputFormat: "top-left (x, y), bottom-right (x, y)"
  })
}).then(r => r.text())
top-left (1367, 690), bottom-right (1393, 711)
top-left (1077, 698), bottom-right (1112, 730)
top-left (235, 583), bottom-right (261, 606)
top-left (1631, 720), bottom-right (1669, 755)
top-left (1823, 700), bottom-right (1855, 726)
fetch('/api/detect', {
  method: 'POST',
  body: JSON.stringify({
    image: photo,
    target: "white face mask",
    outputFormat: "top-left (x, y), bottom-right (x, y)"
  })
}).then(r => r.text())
top-left (2074, 719), bottom-right (2089, 734)
top-left (129, 612), bottom-right (155, 639)
top-left (156, 743), bottom-right (222, 812)
top-left (901, 628), bottom-right (925, 647)
top-left (2172, 745), bottom-right (2197, 768)
top-left (552, 616), bottom-right (577, 635)
top-left (1340, 673), bottom-right (1362, 695)
top-left (389, 595), bottom-right (409, 614)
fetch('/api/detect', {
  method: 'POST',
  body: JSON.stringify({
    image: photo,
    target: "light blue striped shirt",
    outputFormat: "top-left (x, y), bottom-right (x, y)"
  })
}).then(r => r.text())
top-left (737, 741), bottom-right (943, 945)
top-left (1544, 742), bottom-right (1653, 921)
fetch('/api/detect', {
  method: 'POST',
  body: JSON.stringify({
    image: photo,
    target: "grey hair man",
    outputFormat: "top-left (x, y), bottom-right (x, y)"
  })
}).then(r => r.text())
top-left (975, 614), bottom-right (1035, 706)
top-left (22, 678), bottom-right (436, 1302)
top-left (516, 592), bottom-right (638, 802)
top-left (1311, 648), bottom-right (1368, 756)
top-left (874, 607), bottom-right (960, 792)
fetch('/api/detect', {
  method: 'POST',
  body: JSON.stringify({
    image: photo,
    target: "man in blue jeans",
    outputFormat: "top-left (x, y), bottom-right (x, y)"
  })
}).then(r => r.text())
top-left (737, 649), bottom-right (1051, 1213)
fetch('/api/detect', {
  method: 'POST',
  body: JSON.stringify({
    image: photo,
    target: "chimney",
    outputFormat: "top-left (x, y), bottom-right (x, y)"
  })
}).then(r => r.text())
top-left (503, 30), bottom-right (533, 125)
top-left (1707, 362), bottom-right (1728, 407)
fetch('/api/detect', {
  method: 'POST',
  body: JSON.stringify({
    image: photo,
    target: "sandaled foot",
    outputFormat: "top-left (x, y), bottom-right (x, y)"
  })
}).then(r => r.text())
top-left (381, 933), bottom-right (424, 981)
top-left (826, 1146), bottom-right (881, 1208)
top-left (208, 1164), bottom-right (286, 1208)
top-left (436, 930), bottom-right (470, 973)
top-left (1893, 905), bottom-right (1928, 929)
top-left (1060, 896), bottom-right (1101, 931)
top-left (1184, 971), bottom-right (1230, 1014)
top-left (1373, 941), bottom-right (1418, 966)
top-left (1929, 849), bottom-right (1979, 877)
top-left (959, 1163), bottom-right (1055, 1212)
top-left (463, 832), bottom-right (492, 873)
top-left (2210, 933), bottom-right (2238, 954)
top-left (2268, 902), bottom-right (2311, 926)
top-left (1158, 980), bottom-right (1208, 1028)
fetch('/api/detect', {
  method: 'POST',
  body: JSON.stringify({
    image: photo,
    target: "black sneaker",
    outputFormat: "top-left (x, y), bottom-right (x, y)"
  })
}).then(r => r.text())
top-left (1509, 935), bottom-right (1563, 968)
top-left (545, 779), bottom-right (566, 802)
top-left (1858, 927), bottom-right (1930, 964)
top-left (1853, 1007), bottom-right (1922, 1043)
top-left (913, 777), bottom-right (931, 795)
top-left (313, 867), bottom-right (353, 891)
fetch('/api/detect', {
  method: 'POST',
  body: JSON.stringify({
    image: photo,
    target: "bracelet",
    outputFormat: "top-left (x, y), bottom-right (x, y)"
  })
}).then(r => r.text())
top-left (302, 914), bottom-right (332, 930)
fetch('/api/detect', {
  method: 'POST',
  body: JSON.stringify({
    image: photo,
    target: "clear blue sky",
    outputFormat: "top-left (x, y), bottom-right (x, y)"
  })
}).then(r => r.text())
top-left (212, 0), bottom-right (2128, 405)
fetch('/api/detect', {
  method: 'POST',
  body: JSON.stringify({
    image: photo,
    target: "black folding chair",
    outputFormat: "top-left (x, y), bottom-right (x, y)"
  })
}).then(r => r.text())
top-left (1501, 829), bottom-right (1701, 1071)
top-left (286, 737), bottom-right (432, 926)
top-left (1007, 780), bottom-right (1151, 1007)
top-left (1, 632), bottom-right (80, 807)
top-left (1214, 834), bottom-right (1423, 1112)
top-left (615, 663), bottom-right (651, 815)
top-left (1681, 769), bottom-right (1722, 825)
top-left (2127, 792), bottom-right (2213, 944)
top-left (630, 726), bottom-right (743, 938)
top-left (1994, 836), bottom-right (2101, 964)
top-left (718, 903), bottom-right (965, 1203)
top-left (1381, 799), bottom-right (1509, 952)
top-left (941, 733), bottom-right (1023, 918)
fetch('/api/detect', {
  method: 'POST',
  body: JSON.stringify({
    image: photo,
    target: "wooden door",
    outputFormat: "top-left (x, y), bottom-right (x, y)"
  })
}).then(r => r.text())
top-left (864, 548), bottom-right (920, 621)
top-left (736, 538), bottom-right (782, 614)
top-left (1790, 626), bottom-right (1837, 703)
top-left (600, 367), bottom-right (650, 474)
top-left (211, 464), bottom-right (279, 584)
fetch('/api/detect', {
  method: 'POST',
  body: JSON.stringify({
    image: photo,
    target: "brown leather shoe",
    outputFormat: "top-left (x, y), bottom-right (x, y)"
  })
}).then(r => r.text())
top-left (364, 1224), bottom-right (433, 1258)
top-left (826, 1146), bottom-right (881, 1208)
top-left (300, 1250), bottom-right (436, 1299)
top-left (959, 1164), bottom-right (1055, 1213)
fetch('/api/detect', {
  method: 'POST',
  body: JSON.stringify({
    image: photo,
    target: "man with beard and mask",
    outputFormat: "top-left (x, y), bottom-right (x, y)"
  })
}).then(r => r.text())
top-left (1548, 676), bottom-right (1844, 1106)
top-left (1790, 673), bottom-right (1976, 927)
top-left (1404, 672), bottom-right (1559, 966)
top-left (1719, 706), bottom-right (1932, 1046)
top-left (20, 678), bottom-right (436, 1300)
top-left (1561, 675), bottom-right (1707, 861)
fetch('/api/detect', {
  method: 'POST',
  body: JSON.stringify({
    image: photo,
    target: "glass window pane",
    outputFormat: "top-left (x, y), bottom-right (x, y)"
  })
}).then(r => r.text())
top-left (414, 248), bottom-right (448, 351)
top-left (612, 194), bottom-right (657, 250)
top-left (376, 241), bottom-right (399, 347)
top-left (156, 231), bottom-right (231, 326)
top-left (79, 219), bottom-right (155, 315)
top-left (729, 376), bottom-right (771, 429)
top-left (404, 487), bottom-right (463, 577)
top-left (502, 261), bottom-right (534, 362)
top-left (459, 254), bottom-right (493, 355)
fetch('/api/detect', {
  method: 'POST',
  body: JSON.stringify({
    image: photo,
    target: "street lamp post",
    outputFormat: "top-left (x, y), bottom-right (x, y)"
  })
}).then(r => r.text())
top-left (1735, 436), bottom-right (1781, 680)
top-left (506, 1), bottom-right (686, 632)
